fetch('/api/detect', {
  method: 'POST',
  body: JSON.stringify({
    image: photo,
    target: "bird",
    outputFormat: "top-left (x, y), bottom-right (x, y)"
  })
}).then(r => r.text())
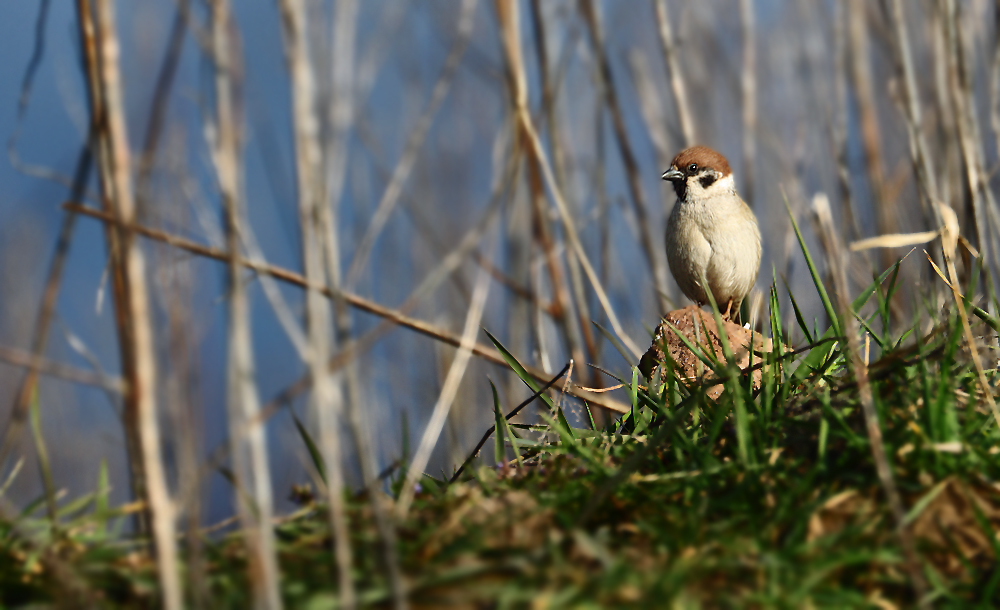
top-left (662, 146), bottom-right (761, 321)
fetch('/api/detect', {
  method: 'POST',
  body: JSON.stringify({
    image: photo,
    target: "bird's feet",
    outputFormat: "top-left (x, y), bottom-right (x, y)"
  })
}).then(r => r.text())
top-left (722, 298), bottom-right (734, 321)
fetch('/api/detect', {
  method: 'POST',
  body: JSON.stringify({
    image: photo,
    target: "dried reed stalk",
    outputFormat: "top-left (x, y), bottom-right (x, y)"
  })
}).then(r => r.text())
top-left (652, 0), bottom-right (696, 147)
top-left (813, 194), bottom-right (929, 606)
top-left (847, 0), bottom-right (894, 270)
top-left (523, 2), bottom-right (594, 386)
top-left (739, 0), bottom-right (756, 210)
top-left (79, 0), bottom-right (182, 607)
top-left (495, 0), bottom-right (642, 359)
top-left (831, 0), bottom-right (861, 242)
top-left (276, 0), bottom-right (354, 606)
top-left (579, 0), bottom-right (668, 312)
top-left (939, 0), bottom-right (1000, 308)
top-left (211, 0), bottom-right (282, 607)
top-left (323, 0), bottom-right (406, 605)
top-left (884, 0), bottom-right (944, 233)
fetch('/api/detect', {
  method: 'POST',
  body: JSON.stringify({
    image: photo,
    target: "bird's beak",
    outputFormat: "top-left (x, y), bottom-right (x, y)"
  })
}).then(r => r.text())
top-left (662, 168), bottom-right (684, 182)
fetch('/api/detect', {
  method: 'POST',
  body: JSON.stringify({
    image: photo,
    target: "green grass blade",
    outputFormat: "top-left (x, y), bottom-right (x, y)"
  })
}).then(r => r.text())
top-left (29, 390), bottom-right (57, 528)
top-left (95, 459), bottom-right (109, 539)
top-left (490, 379), bottom-right (523, 466)
top-left (785, 198), bottom-right (841, 337)
top-left (291, 409), bottom-right (326, 485)
top-left (484, 328), bottom-right (555, 410)
top-left (661, 319), bottom-right (722, 373)
top-left (492, 382), bottom-right (505, 465)
top-left (783, 277), bottom-right (814, 344)
top-left (792, 261), bottom-right (901, 381)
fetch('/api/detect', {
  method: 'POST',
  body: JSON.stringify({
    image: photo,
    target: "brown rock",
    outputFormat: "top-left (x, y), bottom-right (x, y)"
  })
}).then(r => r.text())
top-left (639, 305), bottom-right (772, 400)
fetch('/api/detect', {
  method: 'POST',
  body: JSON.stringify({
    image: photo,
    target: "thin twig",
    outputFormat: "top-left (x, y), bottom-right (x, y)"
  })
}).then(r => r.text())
top-left (449, 362), bottom-right (572, 483)
top-left (0, 344), bottom-right (123, 393)
top-left (68, 203), bottom-right (630, 413)
top-left (652, 0), bottom-right (696, 147)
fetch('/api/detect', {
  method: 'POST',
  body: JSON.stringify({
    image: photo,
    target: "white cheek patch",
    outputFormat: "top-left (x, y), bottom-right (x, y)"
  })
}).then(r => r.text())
top-left (697, 170), bottom-right (721, 190)
top-left (689, 173), bottom-right (734, 197)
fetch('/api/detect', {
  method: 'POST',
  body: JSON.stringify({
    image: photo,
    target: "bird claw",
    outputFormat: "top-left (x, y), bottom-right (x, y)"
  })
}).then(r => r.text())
top-left (722, 299), bottom-right (734, 321)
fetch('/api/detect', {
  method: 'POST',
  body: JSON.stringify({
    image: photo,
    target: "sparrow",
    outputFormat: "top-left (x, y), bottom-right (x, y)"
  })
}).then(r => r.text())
top-left (662, 146), bottom-right (761, 321)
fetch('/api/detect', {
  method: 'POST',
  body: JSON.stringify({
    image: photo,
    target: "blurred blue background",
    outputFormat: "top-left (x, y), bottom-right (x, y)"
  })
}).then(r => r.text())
top-left (1, 0), bottom-right (981, 527)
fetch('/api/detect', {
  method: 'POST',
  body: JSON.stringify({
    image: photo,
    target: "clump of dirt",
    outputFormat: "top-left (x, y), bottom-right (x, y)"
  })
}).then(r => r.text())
top-left (638, 305), bottom-right (771, 399)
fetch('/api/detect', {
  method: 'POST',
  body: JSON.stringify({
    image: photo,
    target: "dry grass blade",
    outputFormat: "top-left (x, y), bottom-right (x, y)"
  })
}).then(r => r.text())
top-left (935, 203), bottom-right (1000, 430)
top-left (850, 231), bottom-right (940, 251)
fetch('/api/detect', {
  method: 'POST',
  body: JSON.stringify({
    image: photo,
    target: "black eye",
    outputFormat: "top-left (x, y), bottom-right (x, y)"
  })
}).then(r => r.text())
top-left (687, 163), bottom-right (698, 173)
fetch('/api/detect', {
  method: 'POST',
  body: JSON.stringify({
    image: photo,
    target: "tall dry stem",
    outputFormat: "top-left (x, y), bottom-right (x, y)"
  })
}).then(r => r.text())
top-left (813, 194), bottom-right (929, 606)
top-left (652, 0), bottom-right (696, 147)
top-left (277, 0), bottom-right (354, 606)
top-left (79, 0), bottom-right (182, 607)
top-left (211, 0), bottom-right (282, 607)
top-left (322, 0), bottom-right (407, 605)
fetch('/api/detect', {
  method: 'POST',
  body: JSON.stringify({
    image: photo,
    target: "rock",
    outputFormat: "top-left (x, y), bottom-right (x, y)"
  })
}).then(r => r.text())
top-left (639, 305), bottom-right (772, 400)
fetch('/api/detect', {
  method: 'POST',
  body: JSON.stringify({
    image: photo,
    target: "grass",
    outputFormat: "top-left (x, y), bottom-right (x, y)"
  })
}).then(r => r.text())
top-left (2, 242), bottom-right (1000, 608)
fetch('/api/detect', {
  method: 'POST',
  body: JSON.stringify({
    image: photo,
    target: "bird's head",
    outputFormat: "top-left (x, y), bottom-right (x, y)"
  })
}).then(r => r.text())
top-left (662, 146), bottom-right (734, 201)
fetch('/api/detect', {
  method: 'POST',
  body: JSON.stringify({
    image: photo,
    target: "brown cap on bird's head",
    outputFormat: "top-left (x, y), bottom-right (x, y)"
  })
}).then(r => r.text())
top-left (666, 146), bottom-right (732, 178)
